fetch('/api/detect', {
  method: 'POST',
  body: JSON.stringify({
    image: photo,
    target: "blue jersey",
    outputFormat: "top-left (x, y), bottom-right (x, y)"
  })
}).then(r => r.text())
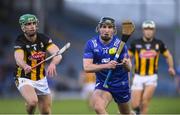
top-left (83, 35), bottom-right (129, 92)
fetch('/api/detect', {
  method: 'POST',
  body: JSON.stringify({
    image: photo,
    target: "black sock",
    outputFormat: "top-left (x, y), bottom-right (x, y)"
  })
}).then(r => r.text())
top-left (134, 107), bottom-right (140, 114)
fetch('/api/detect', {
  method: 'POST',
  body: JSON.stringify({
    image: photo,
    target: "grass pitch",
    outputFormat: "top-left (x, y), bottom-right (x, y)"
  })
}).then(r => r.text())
top-left (0, 97), bottom-right (180, 114)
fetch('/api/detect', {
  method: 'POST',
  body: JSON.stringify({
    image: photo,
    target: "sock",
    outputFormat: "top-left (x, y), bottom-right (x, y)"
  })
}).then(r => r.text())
top-left (134, 107), bottom-right (140, 114)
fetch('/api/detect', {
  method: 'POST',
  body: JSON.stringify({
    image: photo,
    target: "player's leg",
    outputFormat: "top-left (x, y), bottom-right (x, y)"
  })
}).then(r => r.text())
top-left (90, 89), bottom-right (112, 114)
top-left (117, 101), bottom-right (134, 114)
top-left (131, 75), bottom-right (144, 114)
top-left (112, 87), bottom-right (133, 114)
top-left (131, 90), bottom-right (143, 114)
top-left (141, 85), bottom-right (156, 114)
top-left (141, 75), bottom-right (157, 114)
top-left (38, 94), bottom-right (52, 114)
top-left (19, 85), bottom-right (38, 114)
top-left (16, 78), bottom-right (38, 114)
top-left (81, 84), bottom-right (95, 110)
top-left (34, 77), bottom-right (51, 114)
top-left (86, 83), bottom-right (95, 109)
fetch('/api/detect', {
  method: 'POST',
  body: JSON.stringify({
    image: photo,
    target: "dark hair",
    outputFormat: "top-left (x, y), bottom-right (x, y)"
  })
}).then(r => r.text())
top-left (96, 17), bottom-right (117, 34)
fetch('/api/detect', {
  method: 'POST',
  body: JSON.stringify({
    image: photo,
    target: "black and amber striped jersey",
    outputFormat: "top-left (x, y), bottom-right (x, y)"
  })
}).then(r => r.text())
top-left (128, 38), bottom-right (168, 76)
top-left (14, 33), bottom-right (53, 81)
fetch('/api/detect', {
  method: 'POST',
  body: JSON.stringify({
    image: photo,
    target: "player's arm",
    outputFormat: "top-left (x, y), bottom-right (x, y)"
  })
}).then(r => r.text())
top-left (14, 49), bottom-right (31, 74)
top-left (83, 58), bottom-right (118, 73)
top-left (47, 44), bottom-right (62, 65)
top-left (46, 44), bottom-right (62, 77)
top-left (163, 50), bottom-right (176, 76)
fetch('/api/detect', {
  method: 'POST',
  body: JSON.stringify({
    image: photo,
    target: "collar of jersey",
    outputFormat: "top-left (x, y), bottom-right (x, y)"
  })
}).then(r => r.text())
top-left (97, 35), bottom-right (117, 47)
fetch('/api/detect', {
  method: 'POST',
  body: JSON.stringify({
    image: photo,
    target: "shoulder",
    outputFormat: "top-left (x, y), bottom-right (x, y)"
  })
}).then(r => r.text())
top-left (37, 33), bottom-right (53, 44)
top-left (37, 33), bottom-right (50, 40)
top-left (114, 36), bottom-right (121, 43)
top-left (16, 34), bottom-right (24, 40)
top-left (14, 34), bottom-right (25, 49)
top-left (15, 34), bottom-right (25, 43)
top-left (86, 36), bottom-right (98, 48)
top-left (153, 38), bottom-right (164, 44)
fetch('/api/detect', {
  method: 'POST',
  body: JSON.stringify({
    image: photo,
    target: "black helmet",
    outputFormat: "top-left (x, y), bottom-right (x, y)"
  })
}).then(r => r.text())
top-left (96, 17), bottom-right (116, 34)
top-left (99, 17), bottom-right (115, 27)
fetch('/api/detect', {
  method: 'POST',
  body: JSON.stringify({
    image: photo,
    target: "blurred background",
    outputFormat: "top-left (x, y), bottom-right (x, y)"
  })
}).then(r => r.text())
top-left (0, 0), bottom-right (180, 114)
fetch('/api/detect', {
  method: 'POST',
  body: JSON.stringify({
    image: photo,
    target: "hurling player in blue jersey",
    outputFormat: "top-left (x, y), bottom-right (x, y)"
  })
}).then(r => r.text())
top-left (83, 17), bottom-right (133, 114)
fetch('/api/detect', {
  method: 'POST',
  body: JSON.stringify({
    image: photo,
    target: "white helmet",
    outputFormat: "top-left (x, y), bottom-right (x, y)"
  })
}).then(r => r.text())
top-left (142, 20), bottom-right (156, 29)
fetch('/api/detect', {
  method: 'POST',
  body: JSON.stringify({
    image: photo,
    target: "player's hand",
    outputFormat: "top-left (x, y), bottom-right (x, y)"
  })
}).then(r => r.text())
top-left (47, 63), bottom-right (57, 77)
top-left (121, 58), bottom-right (131, 71)
top-left (23, 64), bottom-right (32, 74)
top-left (106, 60), bottom-right (118, 69)
top-left (168, 67), bottom-right (176, 77)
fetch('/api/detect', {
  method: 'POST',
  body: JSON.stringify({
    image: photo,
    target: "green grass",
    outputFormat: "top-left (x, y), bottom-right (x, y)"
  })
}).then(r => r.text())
top-left (0, 97), bottom-right (180, 114)
top-left (148, 97), bottom-right (180, 114)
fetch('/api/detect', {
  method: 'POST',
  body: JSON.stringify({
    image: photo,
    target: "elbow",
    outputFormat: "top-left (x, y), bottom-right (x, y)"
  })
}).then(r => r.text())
top-left (83, 65), bottom-right (92, 73)
top-left (83, 67), bottom-right (91, 73)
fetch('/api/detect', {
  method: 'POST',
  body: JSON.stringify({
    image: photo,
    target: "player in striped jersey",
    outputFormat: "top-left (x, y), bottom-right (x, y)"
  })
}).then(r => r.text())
top-left (14, 14), bottom-right (62, 114)
top-left (128, 20), bottom-right (176, 114)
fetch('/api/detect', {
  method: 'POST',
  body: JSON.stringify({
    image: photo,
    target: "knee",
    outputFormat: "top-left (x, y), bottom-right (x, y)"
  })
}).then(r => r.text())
top-left (131, 100), bottom-right (140, 108)
top-left (93, 103), bottom-right (105, 113)
top-left (142, 99), bottom-right (149, 107)
top-left (26, 99), bottom-right (38, 108)
top-left (131, 101), bottom-right (140, 114)
top-left (41, 106), bottom-right (51, 114)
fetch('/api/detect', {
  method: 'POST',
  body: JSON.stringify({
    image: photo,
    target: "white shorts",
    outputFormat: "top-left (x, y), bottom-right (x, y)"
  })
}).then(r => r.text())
top-left (16, 77), bottom-right (50, 95)
top-left (131, 74), bottom-right (158, 90)
top-left (81, 83), bottom-right (95, 99)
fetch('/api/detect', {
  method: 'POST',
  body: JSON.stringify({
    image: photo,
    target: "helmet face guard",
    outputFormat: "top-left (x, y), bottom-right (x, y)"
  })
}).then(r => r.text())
top-left (96, 17), bottom-right (116, 34)
top-left (19, 14), bottom-right (39, 26)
